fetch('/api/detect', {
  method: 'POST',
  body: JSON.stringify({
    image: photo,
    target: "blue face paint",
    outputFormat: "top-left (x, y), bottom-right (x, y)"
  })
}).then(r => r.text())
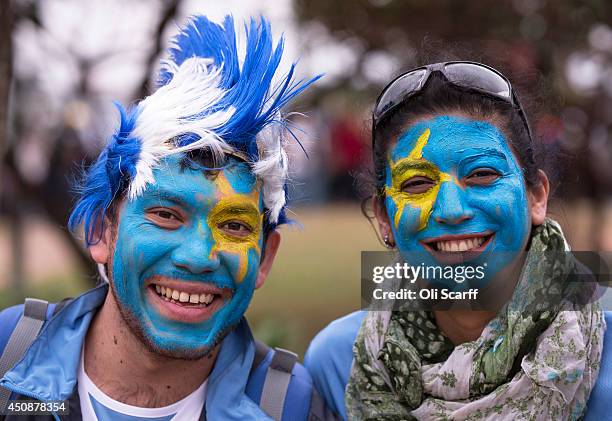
top-left (385, 115), bottom-right (531, 288)
top-left (111, 155), bottom-right (264, 356)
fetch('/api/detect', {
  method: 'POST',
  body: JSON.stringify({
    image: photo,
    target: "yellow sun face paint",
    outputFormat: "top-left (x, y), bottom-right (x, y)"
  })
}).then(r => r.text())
top-left (385, 128), bottom-right (453, 231)
top-left (206, 171), bottom-right (263, 283)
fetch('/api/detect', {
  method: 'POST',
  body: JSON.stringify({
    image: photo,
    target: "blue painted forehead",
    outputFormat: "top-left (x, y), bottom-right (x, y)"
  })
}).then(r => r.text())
top-left (391, 115), bottom-right (512, 158)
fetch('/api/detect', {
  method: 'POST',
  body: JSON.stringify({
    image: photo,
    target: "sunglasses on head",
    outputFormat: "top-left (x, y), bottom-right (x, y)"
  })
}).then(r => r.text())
top-left (372, 61), bottom-right (533, 141)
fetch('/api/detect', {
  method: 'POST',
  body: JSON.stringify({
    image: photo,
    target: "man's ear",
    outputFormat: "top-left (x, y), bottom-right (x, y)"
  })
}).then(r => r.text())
top-left (255, 230), bottom-right (281, 290)
top-left (373, 196), bottom-right (395, 246)
top-left (89, 217), bottom-right (113, 265)
top-left (529, 170), bottom-right (550, 226)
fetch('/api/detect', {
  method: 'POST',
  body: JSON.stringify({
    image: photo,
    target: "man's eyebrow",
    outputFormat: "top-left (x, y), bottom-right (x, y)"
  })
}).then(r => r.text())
top-left (217, 203), bottom-right (261, 215)
top-left (142, 190), bottom-right (191, 208)
top-left (391, 160), bottom-right (438, 176)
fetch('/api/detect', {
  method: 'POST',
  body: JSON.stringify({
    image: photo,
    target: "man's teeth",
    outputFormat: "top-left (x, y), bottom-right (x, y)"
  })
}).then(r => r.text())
top-left (154, 285), bottom-right (214, 305)
top-left (436, 236), bottom-right (486, 252)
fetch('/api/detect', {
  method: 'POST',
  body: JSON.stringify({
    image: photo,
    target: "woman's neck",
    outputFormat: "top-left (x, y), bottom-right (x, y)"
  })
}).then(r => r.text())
top-left (433, 253), bottom-right (528, 345)
top-left (433, 309), bottom-right (497, 345)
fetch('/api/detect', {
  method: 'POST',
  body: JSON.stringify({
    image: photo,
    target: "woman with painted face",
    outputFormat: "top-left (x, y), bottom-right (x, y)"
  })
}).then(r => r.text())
top-left (305, 62), bottom-right (610, 420)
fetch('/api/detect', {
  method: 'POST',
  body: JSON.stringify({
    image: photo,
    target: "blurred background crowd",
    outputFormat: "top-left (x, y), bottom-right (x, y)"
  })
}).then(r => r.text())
top-left (0, 0), bottom-right (611, 354)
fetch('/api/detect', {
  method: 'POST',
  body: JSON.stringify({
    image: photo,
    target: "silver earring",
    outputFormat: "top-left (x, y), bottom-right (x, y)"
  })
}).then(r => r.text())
top-left (384, 233), bottom-right (395, 249)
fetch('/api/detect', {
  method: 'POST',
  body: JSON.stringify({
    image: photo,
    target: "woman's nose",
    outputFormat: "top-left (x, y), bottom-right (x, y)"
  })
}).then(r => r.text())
top-left (170, 223), bottom-right (221, 274)
top-left (431, 181), bottom-right (474, 225)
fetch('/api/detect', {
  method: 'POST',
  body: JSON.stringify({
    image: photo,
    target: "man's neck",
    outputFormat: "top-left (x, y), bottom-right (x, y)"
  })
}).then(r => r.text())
top-left (84, 290), bottom-right (218, 408)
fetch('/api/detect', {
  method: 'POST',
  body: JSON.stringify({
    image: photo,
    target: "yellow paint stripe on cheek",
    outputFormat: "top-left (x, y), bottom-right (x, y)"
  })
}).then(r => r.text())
top-left (237, 251), bottom-right (248, 283)
top-left (218, 239), bottom-right (259, 284)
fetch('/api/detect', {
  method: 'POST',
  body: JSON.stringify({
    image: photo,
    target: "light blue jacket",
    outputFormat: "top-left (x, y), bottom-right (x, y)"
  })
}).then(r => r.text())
top-left (0, 284), bottom-right (315, 420)
top-left (305, 310), bottom-right (612, 420)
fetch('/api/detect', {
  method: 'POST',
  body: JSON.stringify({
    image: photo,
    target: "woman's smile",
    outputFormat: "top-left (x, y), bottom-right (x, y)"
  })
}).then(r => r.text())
top-left (419, 231), bottom-right (495, 265)
top-left (421, 231), bottom-right (494, 252)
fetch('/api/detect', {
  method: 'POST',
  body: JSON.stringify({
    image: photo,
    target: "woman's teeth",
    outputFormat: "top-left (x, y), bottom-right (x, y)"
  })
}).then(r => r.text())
top-left (154, 285), bottom-right (214, 305)
top-left (436, 236), bottom-right (486, 252)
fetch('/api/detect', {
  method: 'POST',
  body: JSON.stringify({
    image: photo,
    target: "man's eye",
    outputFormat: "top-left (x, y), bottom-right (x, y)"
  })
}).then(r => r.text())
top-left (220, 221), bottom-right (252, 237)
top-left (466, 169), bottom-right (500, 185)
top-left (400, 176), bottom-right (435, 194)
top-left (146, 208), bottom-right (182, 229)
top-left (155, 210), bottom-right (178, 220)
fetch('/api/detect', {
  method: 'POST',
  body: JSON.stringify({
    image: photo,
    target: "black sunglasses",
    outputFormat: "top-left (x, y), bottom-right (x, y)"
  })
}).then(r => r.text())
top-left (372, 61), bottom-right (533, 141)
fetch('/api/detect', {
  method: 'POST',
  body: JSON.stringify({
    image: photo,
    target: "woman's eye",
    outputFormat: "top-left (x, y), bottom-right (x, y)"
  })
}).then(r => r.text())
top-left (466, 169), bottom-right (500, 185)
top-left (220, 221), bottom-right (252, 237)
top-left (400, 176), bottom-right (435, 194)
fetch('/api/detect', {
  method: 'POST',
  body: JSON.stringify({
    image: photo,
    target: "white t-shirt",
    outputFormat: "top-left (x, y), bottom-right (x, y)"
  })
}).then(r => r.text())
top-left (78, 349), bottom-right (206, 421)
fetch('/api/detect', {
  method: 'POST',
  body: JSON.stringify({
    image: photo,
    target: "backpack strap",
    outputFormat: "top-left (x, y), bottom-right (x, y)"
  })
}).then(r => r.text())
top-left (251, 339), bottom-right (271, 375)
top-left (200, 341), bottom-right (294, 421)
top-left (0, 298), bottom-right (49, 411)
top-left (259, 347), bottom-right (298, 421)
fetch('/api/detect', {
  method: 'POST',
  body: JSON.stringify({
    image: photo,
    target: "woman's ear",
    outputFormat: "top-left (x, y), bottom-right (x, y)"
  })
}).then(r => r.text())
top-left (373, 196), bottom-right (395, 247)
top-left (529, 169), bottom-right (550, 226)
top-left (89, 217), bottom-right (113, 265)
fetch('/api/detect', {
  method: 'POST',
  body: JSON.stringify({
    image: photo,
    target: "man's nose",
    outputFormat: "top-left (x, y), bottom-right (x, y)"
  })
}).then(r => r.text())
top-left (431, 181), bottom-right (474, 225)
top-left (170, 223), bottom-right (220, 274)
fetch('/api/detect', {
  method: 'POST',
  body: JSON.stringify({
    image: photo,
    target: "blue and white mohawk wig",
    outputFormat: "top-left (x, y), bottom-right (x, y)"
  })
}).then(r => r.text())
top-left (69, 15), bottom-right (320, 246)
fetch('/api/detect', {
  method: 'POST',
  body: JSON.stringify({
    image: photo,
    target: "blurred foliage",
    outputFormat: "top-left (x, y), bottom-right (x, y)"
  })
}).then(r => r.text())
top-left (251, 318), bottom-right (296, 350)
top-left (296, 0), bottom-right (610, 41)
top-left (0, 272), bottom-right (91, 310)
top-left (295, 0), bottom-right (612, 200)
top-left (295, 0), bottom-right (611, 81)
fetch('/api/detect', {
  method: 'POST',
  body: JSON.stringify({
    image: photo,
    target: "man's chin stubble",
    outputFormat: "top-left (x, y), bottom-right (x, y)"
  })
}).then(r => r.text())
top-left (109, 281), bottom-right (236, 361)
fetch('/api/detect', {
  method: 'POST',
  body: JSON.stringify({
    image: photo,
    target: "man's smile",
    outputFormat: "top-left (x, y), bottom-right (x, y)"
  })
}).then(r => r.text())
top-left (145, 277), bottom-right (233, 324)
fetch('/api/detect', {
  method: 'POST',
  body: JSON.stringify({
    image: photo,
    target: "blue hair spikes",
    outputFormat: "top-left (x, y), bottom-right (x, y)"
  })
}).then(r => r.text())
top-left (160, 15), bottom-right (320, 162)
top-left (69, 14), bottom-right (321, 244)
top-left (159, 15), bottom-right (239, 90)
top-left (68, 103), bottom-right (141, 246)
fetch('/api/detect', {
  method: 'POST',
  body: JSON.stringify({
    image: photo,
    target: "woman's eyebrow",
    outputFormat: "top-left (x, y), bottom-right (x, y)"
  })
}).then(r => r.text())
top-left (392, 160), bottom-right (438, 177)
top-left (457, 148), bottom-right (509, 166)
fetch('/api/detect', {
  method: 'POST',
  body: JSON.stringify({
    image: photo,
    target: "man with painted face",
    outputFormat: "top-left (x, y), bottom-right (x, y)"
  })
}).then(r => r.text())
top-left (0, 15), bottom-right (335, 421)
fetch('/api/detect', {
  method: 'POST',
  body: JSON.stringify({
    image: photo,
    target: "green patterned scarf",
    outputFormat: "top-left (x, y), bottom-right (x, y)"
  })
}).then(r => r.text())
top-left (346, 219), bottom-right (605, 420)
